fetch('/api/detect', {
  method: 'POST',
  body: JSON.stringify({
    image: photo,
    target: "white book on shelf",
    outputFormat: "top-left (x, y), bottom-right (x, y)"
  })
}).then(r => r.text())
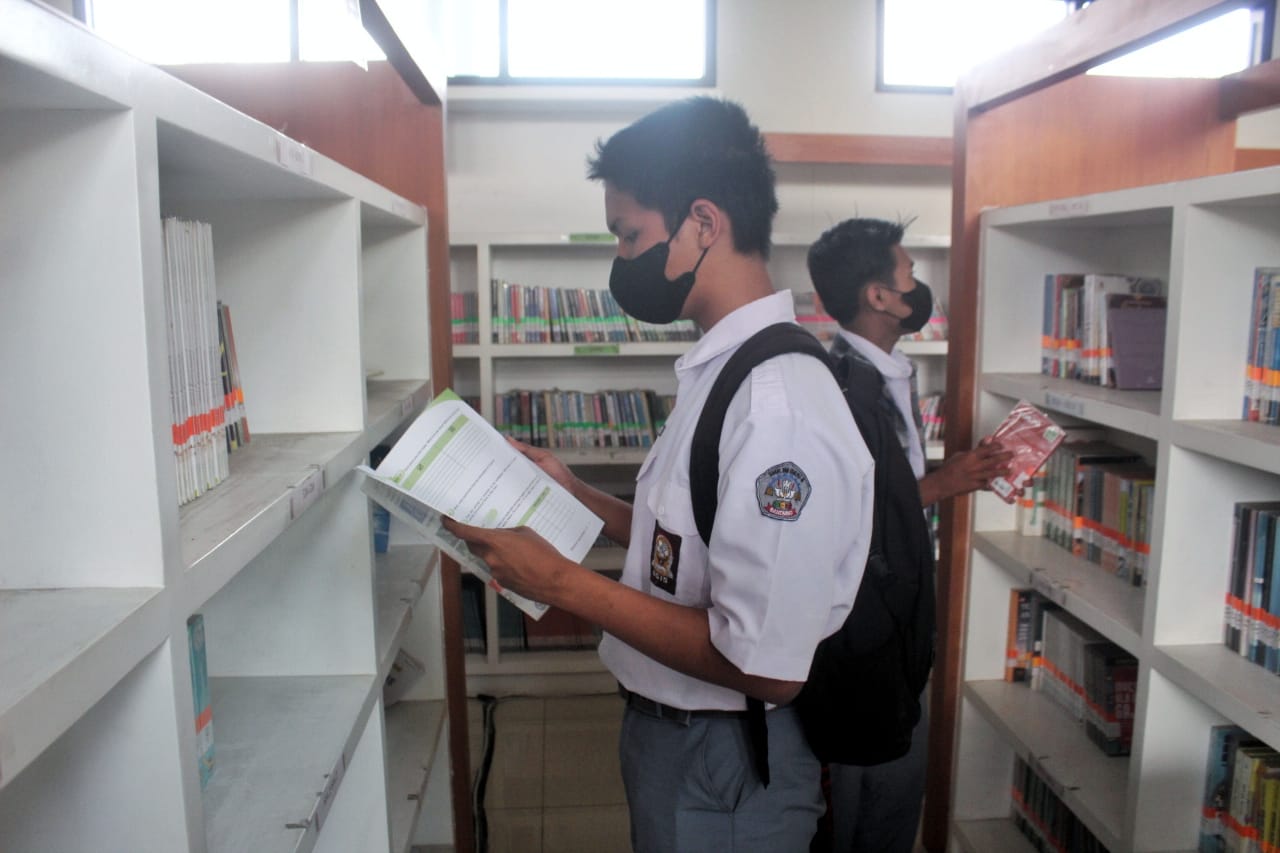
top-left (359, 389), bottom-right (605, 619)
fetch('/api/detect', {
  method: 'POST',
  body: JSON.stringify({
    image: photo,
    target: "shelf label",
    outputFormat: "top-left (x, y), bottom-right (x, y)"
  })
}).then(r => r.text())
top-left (566, 232), bottom-right (616, 243)
top-left (289, 466), bottom-right (325, 520)
top-left (573, 344), bottom-right (620, 356)
top-left (1043, 391), bottom-right (1085, 418)
top-left (311, 752), bottom-right (347, 832)
top-left (400, 396), bottom-right (414, 418)
top-left (1047, 199), bottom-right (1090, 218)
top-left (275, 136), bottom-right (314, 177)
top-left (1031, 569), bottom-right (1069, 606)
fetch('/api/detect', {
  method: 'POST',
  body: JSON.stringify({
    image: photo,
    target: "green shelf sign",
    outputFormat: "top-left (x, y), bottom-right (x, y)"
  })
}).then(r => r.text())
top-left (573, 344), bottom-right (621, 356)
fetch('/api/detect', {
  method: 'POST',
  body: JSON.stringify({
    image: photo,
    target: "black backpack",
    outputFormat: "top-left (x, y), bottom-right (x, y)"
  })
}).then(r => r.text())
top-left (689, 322), bottom-right (936, 768)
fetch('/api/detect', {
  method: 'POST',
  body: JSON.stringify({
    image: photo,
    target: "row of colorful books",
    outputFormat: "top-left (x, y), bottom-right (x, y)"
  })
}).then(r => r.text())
top-left (161, 217), bottom-right (250, 507)
top-left (792, 290), bottom-right (950, 343)
top-left (1017, 432), bottom-right (1155, 588)
top-left (1041, 273), bottom-right (1167, 390)
top-left (918, 393), bottom-right (945, 443)
top-left (1006, 589), bottom-right (1137, 757)
top-left (1243, 267), bottom-right (1280, 425)
top-left (451, 291), bottom-right (479, 344)
top-left (1199, 724), bottom-right (1280, 853)
top-left (489, 279), bottom-right (699, 343)
top-left (1011, 754), bottom-right (1112, 853)
top-left (1225, 501), bottom-right (1280, 676)
top-left (493, 389), bottom-right (676, 450)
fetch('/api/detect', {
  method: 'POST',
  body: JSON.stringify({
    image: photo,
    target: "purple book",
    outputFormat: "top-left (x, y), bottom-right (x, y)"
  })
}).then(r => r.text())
top-left (1107, 295), bottom-right (1167, 389)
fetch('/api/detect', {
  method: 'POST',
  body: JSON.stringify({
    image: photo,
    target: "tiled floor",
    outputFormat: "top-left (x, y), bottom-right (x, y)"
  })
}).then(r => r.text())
top-left (467, 693), bottom-right (630, 853)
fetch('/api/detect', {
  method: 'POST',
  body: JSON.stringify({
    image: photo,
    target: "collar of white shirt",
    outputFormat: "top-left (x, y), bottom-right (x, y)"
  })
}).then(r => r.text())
top-left (674, 290), bottom-right (796, 377)
top-left (837, 328), bottom-right (913, 380)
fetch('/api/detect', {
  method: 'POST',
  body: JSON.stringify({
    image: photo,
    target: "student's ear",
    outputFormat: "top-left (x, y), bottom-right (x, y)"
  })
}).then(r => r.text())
top-left (864, 279), bottom-right (893, 312)
top-left (687, 198), bottom-right (724, 249)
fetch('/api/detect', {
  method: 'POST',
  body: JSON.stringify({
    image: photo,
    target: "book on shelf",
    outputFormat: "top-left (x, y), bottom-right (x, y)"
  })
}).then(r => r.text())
top-left (1224, 501), bottom-right (1280, 672)
top-left (493, 388), bottom-right (675, 451)
top-left (358, 389), bottom-right (605, 619)
top-left (1006, 588), bottom-right (1055, 683)
top-left (1225, 743), bottom-right (1280, 853)
top-left (1042, 272), bottom-right (1164, 386)
top-left (187, 613), bottom-right (214, 790)
top-left (1011, 754), bottom-right (1113, 853)
top-left (1106, 293), bottom-right (1167, 389)
top-left (986, 400), bottom-right (1066, 504)
top-left (490, 278), bottom-right (698, 344)
top-left (1200, 724), bottom-right (1260, 853)
top-left (163, 217), bottom-right (250, 506)
top-left (1042, 440), bottom-right (1148, 579)
top-left (450, 291), bottom-right (479, 344)
top-left (917, 393), bottom-right (944, 443)
top-left (1244, 267), bottom-right (1280, 424)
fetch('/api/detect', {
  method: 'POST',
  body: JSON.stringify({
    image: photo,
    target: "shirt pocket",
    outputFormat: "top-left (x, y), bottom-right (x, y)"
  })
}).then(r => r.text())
top-left (645, 476), bottom-right (700, 540)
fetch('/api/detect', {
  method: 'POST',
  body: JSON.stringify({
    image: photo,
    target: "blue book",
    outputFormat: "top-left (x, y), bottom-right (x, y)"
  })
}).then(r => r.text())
top-left (187, 614), bottom-right (215, 790)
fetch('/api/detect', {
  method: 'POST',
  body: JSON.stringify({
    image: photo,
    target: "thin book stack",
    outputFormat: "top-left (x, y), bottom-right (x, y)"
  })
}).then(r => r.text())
top-left (490, 278), bottom-right (698, 343)
top-left (451, 291), bottom-right (479, 344)
top-left (1198, 724), bottom-right (1280, 853)
top-left (1243, 267), bottom-right (1280, 424)
top-left (162, 217), bottom-right (249, 506)
top-left (1224, 501), bottom-right (1280, 676)
top-left (1042, 273), bottom-right (1165, 388)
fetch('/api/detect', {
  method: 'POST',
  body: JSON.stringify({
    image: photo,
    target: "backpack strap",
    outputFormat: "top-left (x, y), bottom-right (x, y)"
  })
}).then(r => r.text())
top-left (687, 321), bottom-right (831, 789)
top-left (689, 322), bottom-right (832, 548)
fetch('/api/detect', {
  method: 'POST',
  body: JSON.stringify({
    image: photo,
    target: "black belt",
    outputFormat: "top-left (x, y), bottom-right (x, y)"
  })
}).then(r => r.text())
top-left (618, 686), bottom-right (748, 723)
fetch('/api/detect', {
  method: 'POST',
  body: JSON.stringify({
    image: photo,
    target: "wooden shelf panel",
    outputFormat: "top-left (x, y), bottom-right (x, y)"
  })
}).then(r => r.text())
top-left (384, 699), bottom-right (448, 853)
top-left (953, 818), bottom-right (1038, 853)
top-left (0, 587), bottom-right (167, 790)
top-left (1171, 419), bottom-right (1280, 477)
top-left (1152, 643), bottom-right (1280, 751)
top-left (763, 132), bottom-right (952, 167)
top-left (973, 531), bottom-right (1144, 656)
top-left (964, 680), bottom-right (1126, 853)
top-left (203, 675), bottom-right (377, 853)
top-left (982, 373), bottom-right (1163, 438)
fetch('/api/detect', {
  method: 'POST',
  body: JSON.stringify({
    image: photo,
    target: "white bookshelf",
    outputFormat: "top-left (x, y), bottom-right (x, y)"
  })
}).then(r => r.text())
top-left (0, 3), bottom-right (453, 851)
top-left (449, 232), bottom-right (950, 693)
top-left (953, 166), bottom-right (1280, 852)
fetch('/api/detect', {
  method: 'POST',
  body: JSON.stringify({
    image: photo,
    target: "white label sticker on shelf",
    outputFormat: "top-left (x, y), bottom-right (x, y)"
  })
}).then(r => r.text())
top-left (275, 136), bottom-right (314, 176)
top-left (1048, 200), bottom-right (1090, 217)
top-left (290, 466), bottom-right (325, 519)
top-left (312, 752), bottom-right (347, 832)
top-left (1044, 391), bottom-right (1085, 417)
top-left (1031, 569), bottom-right (1068, 606)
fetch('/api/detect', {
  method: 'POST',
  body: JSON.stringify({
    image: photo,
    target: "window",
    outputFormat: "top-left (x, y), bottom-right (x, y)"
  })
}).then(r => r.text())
top-left (448, 0), bottom-right (715, 85)
top-left (878, 0), bottom-right (1274, 92)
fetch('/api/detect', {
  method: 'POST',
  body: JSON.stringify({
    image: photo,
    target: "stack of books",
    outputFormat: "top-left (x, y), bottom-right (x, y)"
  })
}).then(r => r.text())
top-left (1243, 267), bottom-right (1280, 424)
top-left (493, 389), bottom-right (675, 450)
top-left (1038, 439), bottom-right (1154, 587)
top-left (1224, 501), bottom-right (1280, 675)
top-left (162, 217), bottom-right (250, 506)
top-left (1042, 273), bottom-right (1166, 389)
top-left (1198, 724), bottom-right (1279, 853)
top-left (451, 291), bottom-right (479, 344)
top-left (490, 279), bottom-right (699, 343)
top-left (1011, 754), bottom-right (1113, 852)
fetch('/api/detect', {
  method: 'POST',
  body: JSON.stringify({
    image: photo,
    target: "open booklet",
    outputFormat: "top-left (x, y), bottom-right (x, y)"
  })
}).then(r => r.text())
top-left (358, 390), bottom-right (605, 619)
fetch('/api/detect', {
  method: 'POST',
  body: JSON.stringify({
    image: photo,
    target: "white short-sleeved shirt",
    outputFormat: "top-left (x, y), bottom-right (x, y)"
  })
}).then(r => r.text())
top-left (599, 290), bottom-right (874, 711)
top-left (838, 329), bottom-right (926, 479)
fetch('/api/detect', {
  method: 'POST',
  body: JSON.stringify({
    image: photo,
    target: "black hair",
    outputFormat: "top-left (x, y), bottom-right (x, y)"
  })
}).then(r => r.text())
top-left (807, 218), bottom-right (908, 325)
top-left (587, 96), bottom-right (778, 258)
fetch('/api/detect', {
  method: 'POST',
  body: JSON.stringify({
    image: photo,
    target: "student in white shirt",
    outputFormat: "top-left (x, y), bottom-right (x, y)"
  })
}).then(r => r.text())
top-left (445, 97), bottom-right (873, 853)
top-left (807, 217), bottom-right (1014, 853)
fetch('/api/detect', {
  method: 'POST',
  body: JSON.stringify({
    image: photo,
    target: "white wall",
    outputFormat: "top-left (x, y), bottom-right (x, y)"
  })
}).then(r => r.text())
top-left (444, 0), bottom-right (955, 242)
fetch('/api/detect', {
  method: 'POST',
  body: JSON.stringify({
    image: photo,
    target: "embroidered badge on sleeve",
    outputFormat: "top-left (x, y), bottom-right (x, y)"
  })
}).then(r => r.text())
top-left (755, 462), bottom-right (811, 522)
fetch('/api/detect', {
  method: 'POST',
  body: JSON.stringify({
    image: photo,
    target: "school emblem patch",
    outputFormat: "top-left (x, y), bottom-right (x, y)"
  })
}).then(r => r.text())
top-left (649, 522), bottom-right (680, 595)
top-left (755, 462), bottom-right (811, 522)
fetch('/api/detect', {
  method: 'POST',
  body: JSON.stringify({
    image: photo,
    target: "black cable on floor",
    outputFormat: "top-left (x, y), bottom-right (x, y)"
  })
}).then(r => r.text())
top-left (472, 694), bottom-right (498, 853)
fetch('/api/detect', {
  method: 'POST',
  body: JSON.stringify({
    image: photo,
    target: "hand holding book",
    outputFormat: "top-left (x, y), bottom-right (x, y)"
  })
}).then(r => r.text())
top-left (985, 401), bottom-right (1066, 504)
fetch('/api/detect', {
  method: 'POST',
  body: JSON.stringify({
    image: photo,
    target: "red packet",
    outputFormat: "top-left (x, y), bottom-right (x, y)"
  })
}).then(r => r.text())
top-left (987, 400), bottom-right (1065, 503)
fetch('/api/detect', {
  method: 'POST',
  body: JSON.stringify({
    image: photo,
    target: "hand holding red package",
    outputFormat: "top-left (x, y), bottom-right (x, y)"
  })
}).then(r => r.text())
top-left (986, 400), bottom-right (1065, 503)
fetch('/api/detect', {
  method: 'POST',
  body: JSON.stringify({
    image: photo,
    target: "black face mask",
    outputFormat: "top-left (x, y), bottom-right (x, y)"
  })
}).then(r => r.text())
top-left (608, 220), bottom-right (709, 325)
top-left (893, 278), bottom-right (933, 333)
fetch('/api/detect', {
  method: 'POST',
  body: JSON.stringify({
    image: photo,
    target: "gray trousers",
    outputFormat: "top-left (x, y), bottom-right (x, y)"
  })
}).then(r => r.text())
top-left (829, 698), bottom-right (929, 853)
top-left (619, 703), bottom-right (823, 853)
